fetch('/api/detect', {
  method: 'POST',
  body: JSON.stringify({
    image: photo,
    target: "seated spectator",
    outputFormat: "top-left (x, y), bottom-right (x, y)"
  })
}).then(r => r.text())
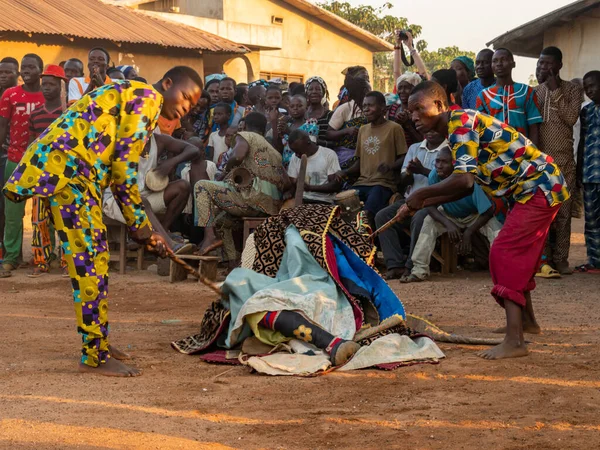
top-left (375, 131), bottom-right (447, 279)
top-left (387, 73), bottom-right (423, 149)
top-left (194, 112), bottom-right (287, 266)
top-left (216, 125), bottom-right (239, 173)
top-left (402, 147), bottom-right (502, 283)
top-left (68, 47), bottom-right (112, 105)
top-left (275, 94), bottom-right (318, 168)
top-left (287, 129), bottom-right (341, 204)
top-left (207, 102), bottom-right (232, 164)
top-left (431, 69), bottom-right (460, 110)
top-left (335, 91), bottom-right (407, 226)
top-left (326, 74), bottom-right (370, 167)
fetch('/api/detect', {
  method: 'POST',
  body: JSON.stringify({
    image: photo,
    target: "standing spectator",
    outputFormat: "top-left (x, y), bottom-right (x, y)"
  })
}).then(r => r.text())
top-left (116, 65), bottom-right (138, 80)
top-left (305, 76), bottom-right (336, 149)
top-left (63, 58), bottom-right (84, 83)
top-left (476, 48), bottom-right (542, 146)
top-left (214, 77), bottom-right (245, 129)
top-left (27, 65), bottom-right (68, 277)
top-left (0, 56), bottom-right (19, 264)
top-left (205, 78), bottom-right (221, 106)
top-left (431, 70), bottom-right (460, 110)
top-left (335, 91), bottom-right (407, 226)
top-left (576, 71), bottom-right (600, 273)
top-left (462, 49), bottom-right (495, 110)
top-left (207, 102), bottom-right (232, 164)
top-left (451, 56), bottom-right (475, 107)
top-left (535, 46), bottom-right (584, 277)
top-left (387, 73), bottom-right (423, 149)
top-left (0, 54), bottom-right (44, 275)
top-left (68, 48), bottom-right (111, 105)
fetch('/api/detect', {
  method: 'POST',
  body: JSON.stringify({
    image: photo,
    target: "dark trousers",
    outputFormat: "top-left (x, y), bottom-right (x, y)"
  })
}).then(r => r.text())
top-left (354, 185), bottom-right (393, 217)
top-left (374, 200), bottom-right (429, 270)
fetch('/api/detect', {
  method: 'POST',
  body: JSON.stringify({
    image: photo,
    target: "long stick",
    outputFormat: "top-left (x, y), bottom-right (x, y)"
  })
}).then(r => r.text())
top-left (367, 203), bottom-right (413, 240)
top-left (166, 248), bottom-right (222, 295)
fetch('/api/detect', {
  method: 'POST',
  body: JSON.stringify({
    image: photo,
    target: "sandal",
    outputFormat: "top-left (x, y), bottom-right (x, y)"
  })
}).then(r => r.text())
top-left (574, 264), bottom-right (600, 274)
top-left (0, 270), bottom-right (11, 278)
top-left (535, 264), bottom-right (561, 279)
top-left (173, 242), bottom-right (195, 255)
top-left (400, 273), bottom-right (426, 283)
top-left (27, 266), bottom-right (48, 278)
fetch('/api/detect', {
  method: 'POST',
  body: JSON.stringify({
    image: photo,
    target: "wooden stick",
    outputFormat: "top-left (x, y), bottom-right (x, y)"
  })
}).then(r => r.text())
top-left (368, 204), bottom-right (414, 240)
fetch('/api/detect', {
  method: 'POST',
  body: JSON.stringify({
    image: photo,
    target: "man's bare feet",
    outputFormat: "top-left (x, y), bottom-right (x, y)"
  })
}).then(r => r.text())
top-left (78, 357), bottom-right (141, 377)
top-left (493, 322), bottom-right (541, 334)
top-left (199, 239), bottom-right (223, 256)
top-left (477, 340), bottom-right (529, 360)
top-left (108, 345), bottom-right (131, 361)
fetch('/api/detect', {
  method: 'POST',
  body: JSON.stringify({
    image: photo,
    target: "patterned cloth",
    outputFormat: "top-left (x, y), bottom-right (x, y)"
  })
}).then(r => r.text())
top-left (537, 80), bottom-right (583, 264)
top-left (3, 80), bottom-right (162, 367)
top-left (583, 183), bottom-right (600, 267)
top-left (449, 109), bottom-right (569, 207)
top-left (0, 85), bottom-right (44, 162)
top-left (462, 79), bottom-right (494, 110)
top-left (580, 102), bottom-right (600, 184)
top-left (475, 82), bottom-right (542, 136)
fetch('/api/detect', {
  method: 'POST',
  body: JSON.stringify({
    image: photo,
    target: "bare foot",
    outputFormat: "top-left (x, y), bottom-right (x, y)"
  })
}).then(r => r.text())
top-left (199, 239), bottom-right (223, 256)
top-left (493, 322), bottom-right (541, 335)
top-left (108, 345), bottom-right (131, 361)
top-left (477, 341), bottom-right (529, 360)
top-left (78, 357), bottom-right (141, 377)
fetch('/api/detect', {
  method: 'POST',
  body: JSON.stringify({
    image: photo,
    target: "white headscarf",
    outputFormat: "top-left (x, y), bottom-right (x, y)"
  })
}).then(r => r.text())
top-left (396, 72), bottom-right (422, 89)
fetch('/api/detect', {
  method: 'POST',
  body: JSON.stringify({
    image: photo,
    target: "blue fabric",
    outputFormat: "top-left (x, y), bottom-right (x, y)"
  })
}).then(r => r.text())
top-left (581, 102), bottom-right (600, 184)
top-left (330, 234), bottom-right (405, 320)
top-left (428, 170), bottom-right (492, 218)
top-left (354, 185), bottom-right (394, 216)
top-left (462, 79), bottom-right (486, 110)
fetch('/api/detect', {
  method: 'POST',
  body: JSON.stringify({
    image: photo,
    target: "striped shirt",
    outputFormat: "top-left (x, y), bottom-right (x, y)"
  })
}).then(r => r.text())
top-left (29, 105), bottom-right (63, 141)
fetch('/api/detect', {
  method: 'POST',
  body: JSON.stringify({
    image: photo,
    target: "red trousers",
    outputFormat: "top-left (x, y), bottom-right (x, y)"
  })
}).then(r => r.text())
top-left (490, 191), bottom-right (560, 307)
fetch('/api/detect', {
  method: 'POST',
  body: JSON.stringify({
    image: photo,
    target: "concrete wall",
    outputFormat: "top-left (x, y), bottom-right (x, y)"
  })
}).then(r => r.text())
top-left (0, 38), bottom-right (205, 85)
top-left (543, 7), bottom-right (600, 80)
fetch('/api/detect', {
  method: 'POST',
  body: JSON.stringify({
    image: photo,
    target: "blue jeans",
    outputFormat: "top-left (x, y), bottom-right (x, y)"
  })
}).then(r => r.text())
top-left (354, 185), bottom-right (394, 216)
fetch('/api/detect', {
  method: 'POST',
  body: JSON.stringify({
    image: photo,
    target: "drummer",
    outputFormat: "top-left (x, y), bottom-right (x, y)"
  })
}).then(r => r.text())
top-left (103, 132), bottom-right (201, 234)
top-left (287, 129), bottom-right (342, 203)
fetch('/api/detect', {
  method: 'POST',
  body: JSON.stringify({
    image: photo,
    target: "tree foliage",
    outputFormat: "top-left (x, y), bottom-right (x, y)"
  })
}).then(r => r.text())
top-left (318, 1), bottom-right (475, 90)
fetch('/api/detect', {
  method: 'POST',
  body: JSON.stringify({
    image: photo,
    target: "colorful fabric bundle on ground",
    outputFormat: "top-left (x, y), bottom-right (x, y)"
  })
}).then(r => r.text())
top-left (172, 204), bottom-right (444, 373)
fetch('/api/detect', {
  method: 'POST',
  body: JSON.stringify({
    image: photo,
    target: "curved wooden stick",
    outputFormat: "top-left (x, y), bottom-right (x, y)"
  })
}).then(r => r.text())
top-left (368, 204), bottom-right (414, 240)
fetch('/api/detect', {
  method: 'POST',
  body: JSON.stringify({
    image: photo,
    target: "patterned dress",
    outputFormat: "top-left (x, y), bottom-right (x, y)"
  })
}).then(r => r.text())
top-left (3, 80), bottom-right (162, 367)
top-left (195, 131), bottom-right (285, 260)
top-left (580, 102), bottom-right (600, 267)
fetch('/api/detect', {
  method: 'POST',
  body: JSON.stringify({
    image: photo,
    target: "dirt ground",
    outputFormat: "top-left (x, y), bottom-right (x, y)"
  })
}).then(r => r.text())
top-left (0, 218), bottom-right (599, 449)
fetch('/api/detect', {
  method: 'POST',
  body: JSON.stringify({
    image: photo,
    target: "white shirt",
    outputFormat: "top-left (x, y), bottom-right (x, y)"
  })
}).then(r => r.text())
top-left (401, 139), bottom-right (448, 197)
top-left (329, 100), bottom-right (361, 130)
top-left (288, 146), bottom-right (341, 203)
top-left (208, 131), bottom-right (229, 165)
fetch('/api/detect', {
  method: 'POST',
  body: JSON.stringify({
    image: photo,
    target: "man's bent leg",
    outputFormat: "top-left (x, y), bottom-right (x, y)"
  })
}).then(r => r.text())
top-left (374, 201), bottom-right (405, 275)
top-left (406, 208), bottom-right (429, 270)
top-left (161, 179), bottom-right (191, 231)
top-left (410, 214), bottom-right (446, 280)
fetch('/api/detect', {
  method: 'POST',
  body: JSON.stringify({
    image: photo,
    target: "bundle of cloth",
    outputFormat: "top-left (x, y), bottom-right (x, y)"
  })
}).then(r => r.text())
top-left (172, 204), bottom-right (444, 375)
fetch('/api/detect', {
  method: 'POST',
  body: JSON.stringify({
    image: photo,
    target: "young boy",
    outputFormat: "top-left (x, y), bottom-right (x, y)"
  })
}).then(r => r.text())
top-left (404, 81), bottom-right (567, 360)
top-left (403, 147), bottom-right (501, 283)
top-left (287, 129), bottom-right (341, 203)
top-left (0, 57), bottom-right (19, 265)
top-left (0, 54), bottom-right (45, 276)
top-left (336, 91), bottom-right (407, 224)
top-left (577, 70), bottom-right (600, 272)
top-left (4, 67), bottom-right (203, 377)
top-left (27, 65), bottom-right (68, 277)
top-left (217, 77), bottom-right (245, 128)
top-left (207, 102), bottom-right (232, 164)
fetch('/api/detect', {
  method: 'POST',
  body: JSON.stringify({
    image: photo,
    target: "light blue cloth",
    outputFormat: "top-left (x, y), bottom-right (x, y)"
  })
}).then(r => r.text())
top-left (221, 226), bottom-right (352, 348)
top-left (428, 170), bottom-right (492, 218)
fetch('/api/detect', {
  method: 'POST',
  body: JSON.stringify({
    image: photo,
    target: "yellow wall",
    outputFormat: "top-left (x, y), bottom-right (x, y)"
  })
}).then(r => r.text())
top-left (543, 9), bottom-right (600, 80)
top-left (0, 40), bottom-right (205, 84)
top-left (223, 0), bottom-right (374, 92)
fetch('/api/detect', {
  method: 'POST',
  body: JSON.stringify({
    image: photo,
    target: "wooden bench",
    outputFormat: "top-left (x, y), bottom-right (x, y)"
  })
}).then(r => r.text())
top-left (401, 226), bottom-right (457, 276)
top-left (104, 216), bottom-right (144, 275)
top-left (169, 254), bottom-right (219, 283)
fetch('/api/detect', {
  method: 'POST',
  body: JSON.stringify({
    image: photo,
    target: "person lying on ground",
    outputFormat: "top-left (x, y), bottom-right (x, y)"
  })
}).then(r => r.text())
top-left (287, 129), bottom-right (341, 204)
top-left (402, 146), bottom-right (502, 283)
top-left (400, 80), bottom-right (568, 360)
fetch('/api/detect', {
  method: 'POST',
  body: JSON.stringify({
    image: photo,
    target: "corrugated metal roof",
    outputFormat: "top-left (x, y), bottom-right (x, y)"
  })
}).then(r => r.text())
top-left (0, 0), bottom-right (247, 53)
top-left (486, 0), bottom-right (600, 57)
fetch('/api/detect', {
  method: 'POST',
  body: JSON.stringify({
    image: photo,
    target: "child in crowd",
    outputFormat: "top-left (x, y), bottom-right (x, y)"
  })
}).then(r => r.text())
top-left (207, 102), bottom-right (232, 164)
top-left (277, 95), bottom-right (318, 168)
top-left (27, 65), bottom-right (68, 277)
top-left (216, 126), bottom-right (239, 172)
top-left (335, 91), bottom-right (408, 226)
top-left (577, 70), bottom-right (600, 273)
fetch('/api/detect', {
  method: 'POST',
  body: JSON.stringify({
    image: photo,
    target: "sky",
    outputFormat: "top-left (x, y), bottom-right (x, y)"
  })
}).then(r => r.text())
top-left (342, 0), bottom-right (575, 83)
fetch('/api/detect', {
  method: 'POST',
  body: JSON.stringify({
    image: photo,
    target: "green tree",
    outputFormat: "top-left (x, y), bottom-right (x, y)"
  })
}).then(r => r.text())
top-left (318, 1), bottom-right (475, 91)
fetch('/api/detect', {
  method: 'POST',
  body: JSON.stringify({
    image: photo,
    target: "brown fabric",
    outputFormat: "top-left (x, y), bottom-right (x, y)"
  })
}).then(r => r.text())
top-left (171, 300), bottom-right (230, 355)
top-left (354, 120), bottom-right (407, 190)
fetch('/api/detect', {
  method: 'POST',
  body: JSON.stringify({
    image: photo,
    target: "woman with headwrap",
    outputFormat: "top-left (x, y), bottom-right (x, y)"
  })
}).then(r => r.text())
top-left (451, 56), bottom-right (475, 107)
top-left (116, 65), bottom-right (138, 80)
top-left (387, 72), bottom-right (423, 148)
top-left (304, 76), bottom-right (337, 149)
top-left (334, 66), bottom-right (370, 110)
top-left (326, 72), bottom-right (370, 167)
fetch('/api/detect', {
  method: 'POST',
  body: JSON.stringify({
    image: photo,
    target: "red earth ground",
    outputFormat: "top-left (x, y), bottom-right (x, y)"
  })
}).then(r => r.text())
top-left (0, 217), bottom-right (598, 449)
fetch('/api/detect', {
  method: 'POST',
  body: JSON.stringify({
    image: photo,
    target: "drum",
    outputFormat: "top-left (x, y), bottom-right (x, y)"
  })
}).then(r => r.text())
top-left (227, 167), bottom-right (254, 190)
top-left (334, 189), bottom-right (362, 216)
top-left (145, 169), bottom-right (169, 192)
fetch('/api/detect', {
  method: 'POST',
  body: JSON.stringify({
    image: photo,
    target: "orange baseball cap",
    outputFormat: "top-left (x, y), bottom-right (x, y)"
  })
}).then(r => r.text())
top-left (41, 64), bottom-right (67, 80)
